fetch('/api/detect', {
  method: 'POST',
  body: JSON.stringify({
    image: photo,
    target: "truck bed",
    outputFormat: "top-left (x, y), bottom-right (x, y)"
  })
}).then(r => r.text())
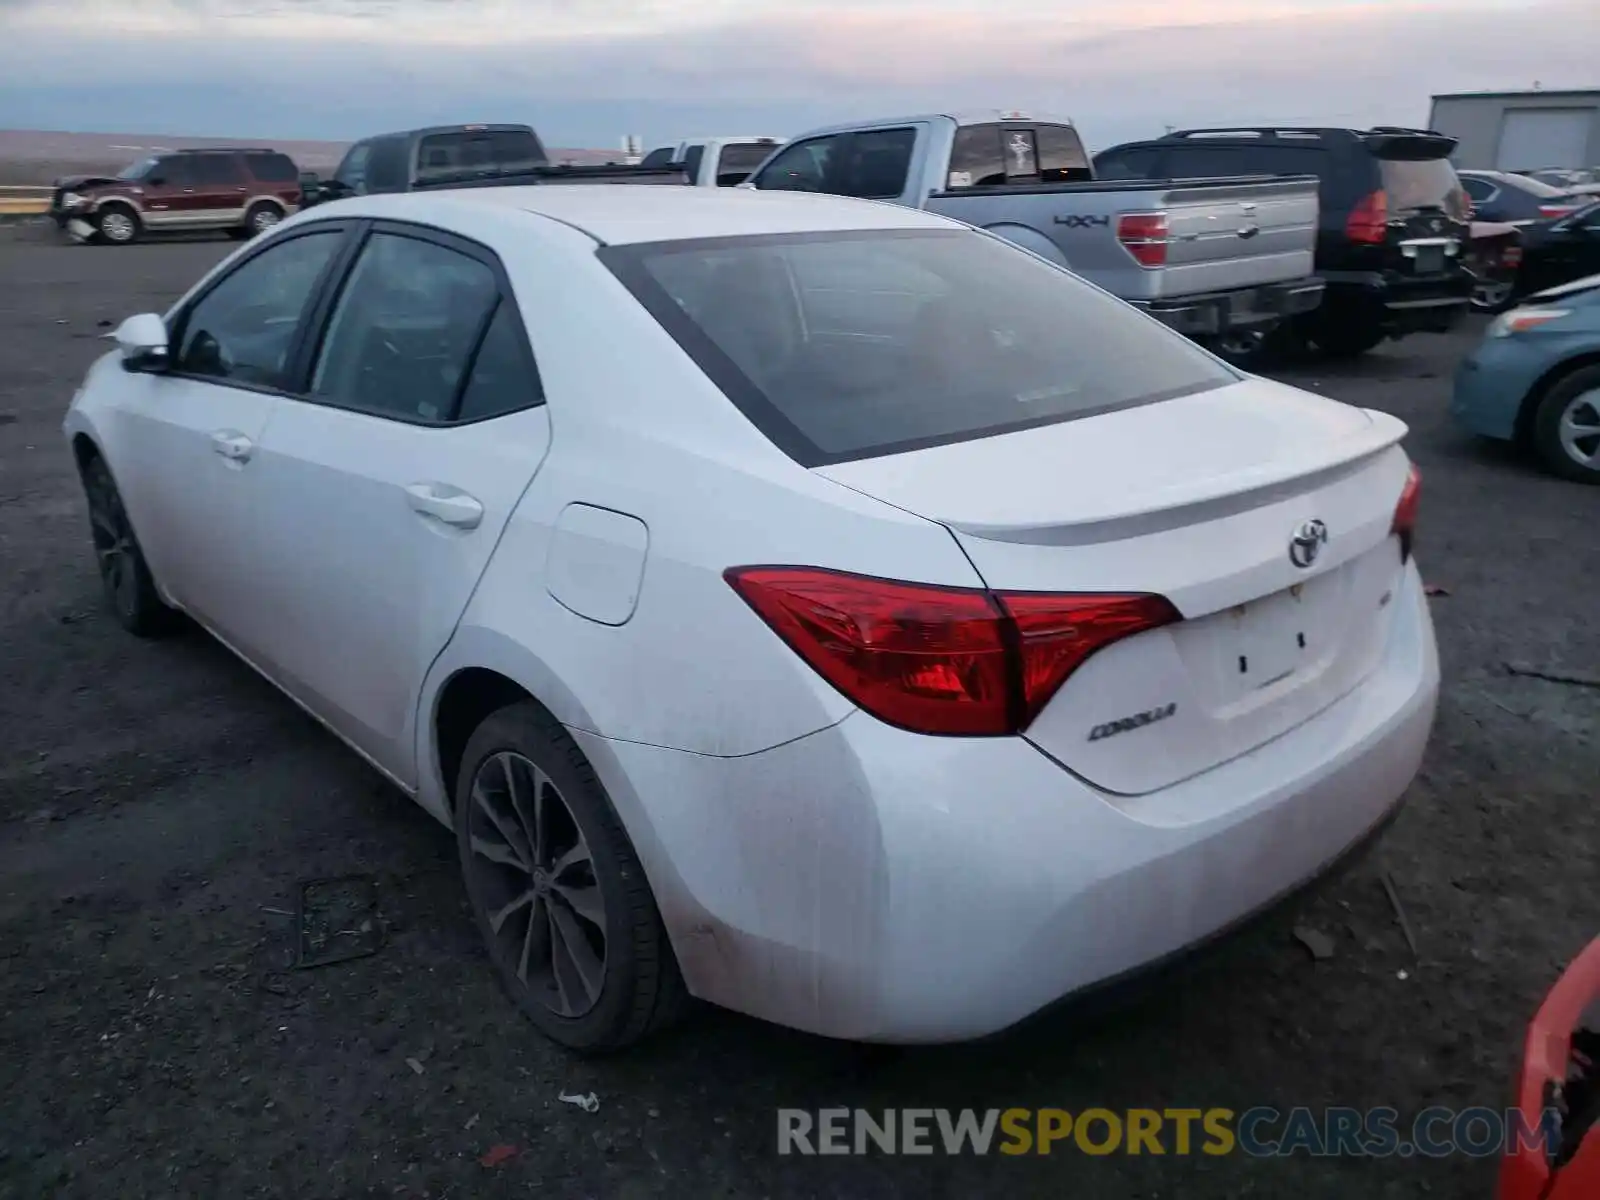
top-left (927, 173), bottom-right (1321, 304)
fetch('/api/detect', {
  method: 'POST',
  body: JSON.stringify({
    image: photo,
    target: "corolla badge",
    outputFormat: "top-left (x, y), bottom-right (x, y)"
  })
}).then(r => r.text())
top-left (1289, 519), bottom-right (1329, 569)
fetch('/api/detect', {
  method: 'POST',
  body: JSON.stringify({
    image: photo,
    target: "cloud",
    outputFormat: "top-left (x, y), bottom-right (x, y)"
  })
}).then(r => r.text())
top-left (0, 0), bottom-right (1592, 149)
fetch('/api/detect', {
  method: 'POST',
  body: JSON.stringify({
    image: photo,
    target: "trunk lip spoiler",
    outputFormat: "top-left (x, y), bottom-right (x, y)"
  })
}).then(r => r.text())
top-left (917, 411), bottom-right (1408, 544)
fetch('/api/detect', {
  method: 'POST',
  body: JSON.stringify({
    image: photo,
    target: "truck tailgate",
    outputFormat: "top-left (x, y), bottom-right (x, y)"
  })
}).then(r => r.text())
top-left (1138, 176), bottom-right (1318, 301)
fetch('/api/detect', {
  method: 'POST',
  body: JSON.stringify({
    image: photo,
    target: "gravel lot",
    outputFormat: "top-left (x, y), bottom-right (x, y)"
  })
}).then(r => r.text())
top-left (1, 224), bottom-right (1597, 1200)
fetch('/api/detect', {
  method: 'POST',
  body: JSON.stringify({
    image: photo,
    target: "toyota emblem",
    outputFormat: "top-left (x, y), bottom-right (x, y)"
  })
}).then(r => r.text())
top-left (1289, 519), bottom-right (1328, 569)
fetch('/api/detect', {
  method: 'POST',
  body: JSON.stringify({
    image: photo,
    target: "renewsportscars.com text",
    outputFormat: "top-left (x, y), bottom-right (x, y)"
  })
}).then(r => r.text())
top-left (776, 1106), bottom-right (1561, 1158)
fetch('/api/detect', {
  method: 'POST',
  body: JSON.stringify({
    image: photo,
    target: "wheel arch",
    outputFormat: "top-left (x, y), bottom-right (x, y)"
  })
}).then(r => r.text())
top-left (1515, 351), bottom-right (1600, 445)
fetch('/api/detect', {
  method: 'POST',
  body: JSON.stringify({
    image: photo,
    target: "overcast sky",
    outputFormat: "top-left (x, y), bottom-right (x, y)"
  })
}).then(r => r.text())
top-left (0, 0), bottom-right (1595, 151)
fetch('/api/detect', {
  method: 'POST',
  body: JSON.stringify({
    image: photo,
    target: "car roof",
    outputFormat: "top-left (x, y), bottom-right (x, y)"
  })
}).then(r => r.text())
top-left (321, 185), bottom-right (961, 245)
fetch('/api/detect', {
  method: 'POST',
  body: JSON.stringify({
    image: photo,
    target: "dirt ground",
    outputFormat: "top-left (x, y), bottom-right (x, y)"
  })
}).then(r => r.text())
top-left (0, 223), bottom-right (1596, 1199)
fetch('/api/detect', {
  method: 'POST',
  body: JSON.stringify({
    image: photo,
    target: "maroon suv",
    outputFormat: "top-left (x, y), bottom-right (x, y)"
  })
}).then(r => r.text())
top-left (50, 148), bottom-right (303, 245)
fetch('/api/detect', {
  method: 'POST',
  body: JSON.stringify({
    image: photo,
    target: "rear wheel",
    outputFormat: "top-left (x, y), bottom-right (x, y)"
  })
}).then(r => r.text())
top-left (454, 701), bottom-right (688, 1053)
top-left (1531, 365), bottom-right (1600, 484)
top-left (96, 204), bottom-right (141, 246)
top-left (1309, 318), bottom-right (1385, 360)
top-left (80, 455), bottom-right (181, 635)
top-left (242, 203), bottom-right (282, 238)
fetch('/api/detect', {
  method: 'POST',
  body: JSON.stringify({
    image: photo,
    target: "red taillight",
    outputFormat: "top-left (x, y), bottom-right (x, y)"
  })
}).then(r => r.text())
top-left (1346, 189), bottom-right (1388, 244)
top-left (1504, 243), bottom-right (1524, 268)
top-left (1391, 463), bottom-right (1421, 563)
top-left (724, 566), bottom-right (1179, 736)
top-left (1539, 203), bottom-right (1580, 219)
top-left (1117, 212), bottom-right (1169, 267)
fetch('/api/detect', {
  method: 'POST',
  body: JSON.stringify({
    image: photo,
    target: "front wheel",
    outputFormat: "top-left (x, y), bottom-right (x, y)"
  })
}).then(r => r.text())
top-left (1531, 365), bottom-right (1600, 484)
top-left (96, 204), bottom-right (142, 246)
top-left (454, 701), bottom-right (688, 1053)
top-left (81, 456), bottom-right (181, 635)
top-left (242, 203), bottom-right (282, 238)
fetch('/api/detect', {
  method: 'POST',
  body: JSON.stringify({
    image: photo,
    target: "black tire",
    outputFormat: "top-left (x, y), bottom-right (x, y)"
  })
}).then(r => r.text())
top-left (95, 203), bottom-right (142, 246)
top-left (1309, 319), bottom-right (1386, 359)
top-left (80, 455), bottom-right (182, 636)
top-left (242, 203), bottom-right (282, 238)
top-left (1530, 364), bottom-right (1600, 484)
top-left (454, 701), bottom-right (688, 1053)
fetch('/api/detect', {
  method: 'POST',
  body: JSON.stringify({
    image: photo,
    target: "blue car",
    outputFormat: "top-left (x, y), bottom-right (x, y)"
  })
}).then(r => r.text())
top-left (1453, 273), bottom-right (1600, 483)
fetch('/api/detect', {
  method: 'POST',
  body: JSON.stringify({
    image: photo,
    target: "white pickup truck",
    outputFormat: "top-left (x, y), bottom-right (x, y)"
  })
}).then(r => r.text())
top-left (741, 110), bottom-right (1325, 351)
top-left (639, 136), bottom-right (787, 187)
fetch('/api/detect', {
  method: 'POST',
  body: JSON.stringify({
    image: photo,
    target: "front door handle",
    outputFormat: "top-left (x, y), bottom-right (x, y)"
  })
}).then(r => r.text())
top-left (405, 482), bottom-right (483, 530)
top-left (210, 430), bottom-right (254, 462)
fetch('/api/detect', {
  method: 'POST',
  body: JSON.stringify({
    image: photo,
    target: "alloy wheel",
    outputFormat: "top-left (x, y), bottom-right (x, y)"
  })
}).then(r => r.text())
top-left (86, 469), bottom-right (138, 618)
top-left (465, 751), bottom-right (607, 1018)
top-left (100, 211), bottom-right (135, 243)
top-left (1558, 389), bottom-right (1600, 471)
top-left (251, 209), bottom-right (281, 234)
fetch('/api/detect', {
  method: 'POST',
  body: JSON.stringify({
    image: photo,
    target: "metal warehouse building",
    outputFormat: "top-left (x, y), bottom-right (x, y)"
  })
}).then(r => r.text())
top-left (1427, 89), bottom-right (1600, 171)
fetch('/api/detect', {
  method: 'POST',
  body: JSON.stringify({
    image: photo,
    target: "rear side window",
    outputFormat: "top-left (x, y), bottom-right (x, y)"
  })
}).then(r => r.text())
top-left (600, 229), bottom-right (1235, 466)
top-left (455, 300), bottom-right (545, 422)
top-left (681, 144), bottom-right (706, 183)
top-left (1163, 144), bottom-right (1257, 179)
top-left (1093, 146), bottom-right (1161, 181)
top-left (310, 232), bottom-right (501, 422)
top-left (639, 147), bottom-right (676, 169)
top-left (414, 129), bottom-right (546, 182)
top-left (1378, 156), bottom-right (1470, 220)
top-left (189, 155), bottom-right (245, 185)
top-left (839, 128), bottom-right (915, 199)
top-left (246, 152), bottom-right (299, 183)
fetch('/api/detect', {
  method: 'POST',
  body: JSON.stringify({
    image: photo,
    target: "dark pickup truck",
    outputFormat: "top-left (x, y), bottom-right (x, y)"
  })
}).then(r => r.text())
top-left (302, 123), bottom-right (686, 204)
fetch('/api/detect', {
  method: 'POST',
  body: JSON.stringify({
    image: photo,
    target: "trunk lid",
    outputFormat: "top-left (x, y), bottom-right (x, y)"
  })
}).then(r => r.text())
top-left (815, 377), bottom-right (1414, 794)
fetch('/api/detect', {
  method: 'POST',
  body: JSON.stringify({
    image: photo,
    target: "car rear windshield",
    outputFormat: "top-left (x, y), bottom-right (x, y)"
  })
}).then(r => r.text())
top-left (599, 228), bottom-right (1235, 466)
top-left (947, 123), bottom-right (1092, 188)
top-left (715, 142), bottom-right (778, 181)
top-left (414, 129), bottom-right (547, 182)
top-left (1379, 156), bottom-right (1470, 219)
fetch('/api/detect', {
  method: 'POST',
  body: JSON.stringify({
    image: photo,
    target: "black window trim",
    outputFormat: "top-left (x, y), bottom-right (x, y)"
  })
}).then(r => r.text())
top-left (164, 220), bottom-right (362, 400)
top-left (596, 226), bottom-right (1230, 468)
top-left (287, 217), bottom-right (546, 428)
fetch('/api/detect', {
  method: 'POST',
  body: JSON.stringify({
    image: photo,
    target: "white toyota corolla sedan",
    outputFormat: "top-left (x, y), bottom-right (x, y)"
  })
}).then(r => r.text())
top-left (63, 185), bottom-right (1439, 1051)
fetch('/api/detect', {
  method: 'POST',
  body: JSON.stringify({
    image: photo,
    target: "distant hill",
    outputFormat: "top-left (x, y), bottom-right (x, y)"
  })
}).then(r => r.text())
top-left (0, 129), bottom-right (626, 185)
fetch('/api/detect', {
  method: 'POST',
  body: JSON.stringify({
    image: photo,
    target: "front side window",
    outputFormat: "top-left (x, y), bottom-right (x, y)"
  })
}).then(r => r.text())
top-left (117, 156), bottom-right (159, 181)
top-left (147, 157), bottom-right (194, 187)
top-left (601, 228), bottom-right (1235, 465)
top-left (173, 229), bottom-right (344, 388)
top-left (751, 136), bottom-right (838, 192)
top-left (334, 142), bottom-right (373, 193)
top-left (310, 231), bottom-right (500, 422)
top-left (363, 138), bottom-right (411, 192)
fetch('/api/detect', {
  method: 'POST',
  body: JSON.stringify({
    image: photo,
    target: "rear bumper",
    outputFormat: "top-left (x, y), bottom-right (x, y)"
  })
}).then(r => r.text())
top-left (1132, 276), bottom-right (1326, 336)
top-left (572, 558), bottom-right (1440, 1043)
top-left (1320, 270), bottom-right (1474, 334)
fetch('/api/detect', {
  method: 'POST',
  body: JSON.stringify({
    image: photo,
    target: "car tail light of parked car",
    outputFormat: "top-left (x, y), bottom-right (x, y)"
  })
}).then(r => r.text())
top-left (1390, 464), bottom-right (1421, 563)
top-left (1117, 212), bottom-right (1170, 267)
top-left (1346, 189), bottom-right (1389, 244)
top-left (1497, 937), bottom-right (1600, 1200)
top-left (724, 566), bottom-right (1180, 736)
top-left (1539, 203), bottom-right (1584, 220)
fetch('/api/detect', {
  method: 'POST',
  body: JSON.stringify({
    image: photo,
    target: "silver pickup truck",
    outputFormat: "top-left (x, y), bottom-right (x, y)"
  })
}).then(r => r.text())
top-left (742, 110), bottom-right (1325, 350)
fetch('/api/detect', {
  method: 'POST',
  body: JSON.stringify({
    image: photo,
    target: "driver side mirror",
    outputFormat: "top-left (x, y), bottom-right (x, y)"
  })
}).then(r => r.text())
top-left (110, 312), bottom-right (169, 373)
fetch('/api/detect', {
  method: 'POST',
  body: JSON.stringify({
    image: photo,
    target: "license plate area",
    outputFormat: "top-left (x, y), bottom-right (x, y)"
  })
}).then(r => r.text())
top-left (1402, 241), bottom-right (1448, 274)
top-left (1227, 587), bottom-right (1312, 693)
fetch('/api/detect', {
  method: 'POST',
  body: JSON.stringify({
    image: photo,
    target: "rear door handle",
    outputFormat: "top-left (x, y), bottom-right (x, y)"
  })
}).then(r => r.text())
top-left (210, 430), bottom-right (254, 462)
top-left (405, 482), bottom-right (483, 530)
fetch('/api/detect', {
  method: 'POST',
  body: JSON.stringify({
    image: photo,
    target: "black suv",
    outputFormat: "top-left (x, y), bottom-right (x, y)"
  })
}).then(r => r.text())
top-left (1094, 127), bottom-right (1474, 357)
